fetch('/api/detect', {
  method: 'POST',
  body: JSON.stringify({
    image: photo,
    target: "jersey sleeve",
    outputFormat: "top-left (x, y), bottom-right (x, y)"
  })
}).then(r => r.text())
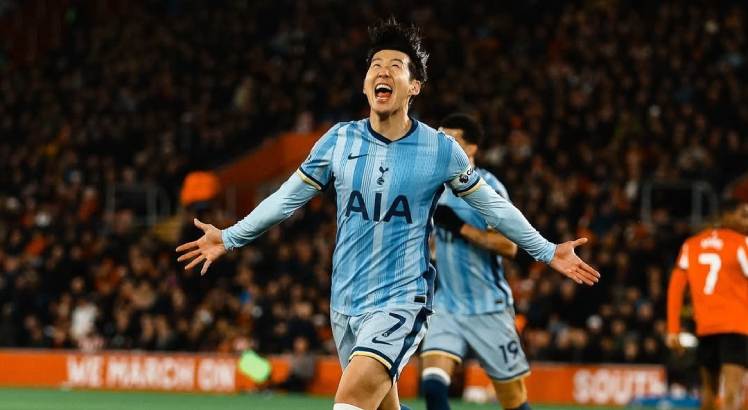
top-left (483, 172), bottom-right (510, 201)
top-left (677, 243), bottom-right (689, 270)
top-left (444, 136), bottom-right (483, 197)
top-left (296, 124), bottom-right (341, 190)
top-left (666, 267), bottom-right (688, 334)
top-left (738, 238), bottom-right (748, 278)
top-left (460, 183), bottom-right (556, 263)
top-left (667, 243), bottom-right (690, 334)
top-left (221, 173), bottom-right (319, 250)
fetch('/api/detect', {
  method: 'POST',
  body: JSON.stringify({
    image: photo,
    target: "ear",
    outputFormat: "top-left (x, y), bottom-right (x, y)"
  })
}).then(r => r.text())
top-left (409, 80), bottom-right (421, 96)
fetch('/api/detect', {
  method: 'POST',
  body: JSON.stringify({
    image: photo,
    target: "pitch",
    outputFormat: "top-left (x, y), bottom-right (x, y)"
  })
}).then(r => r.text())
top-left (0, 388), bottom-right (631, 410)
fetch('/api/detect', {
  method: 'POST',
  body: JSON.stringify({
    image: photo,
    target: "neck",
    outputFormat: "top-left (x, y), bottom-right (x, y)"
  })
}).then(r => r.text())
top-left (468, 156), bottom-right (475, 167)
top-left (369, 107), bottom-right (411, 141)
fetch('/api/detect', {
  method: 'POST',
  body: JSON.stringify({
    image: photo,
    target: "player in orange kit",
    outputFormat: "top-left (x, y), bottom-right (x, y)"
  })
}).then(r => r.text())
top-left (667, 199), bottom-right (748, 410)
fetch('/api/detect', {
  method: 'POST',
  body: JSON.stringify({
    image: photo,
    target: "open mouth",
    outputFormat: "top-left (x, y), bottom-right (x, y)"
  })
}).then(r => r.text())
top-left (374, 84), bottom-right (393, 102)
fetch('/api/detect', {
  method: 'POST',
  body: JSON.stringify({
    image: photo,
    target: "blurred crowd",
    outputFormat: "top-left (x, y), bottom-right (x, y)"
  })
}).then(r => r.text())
top-left (1, 0), bottom-right (747, 371)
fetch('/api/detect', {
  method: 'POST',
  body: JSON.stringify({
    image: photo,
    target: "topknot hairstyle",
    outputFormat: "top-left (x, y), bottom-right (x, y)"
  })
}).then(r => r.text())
top-left (367, 17), bottom-right (429, 83)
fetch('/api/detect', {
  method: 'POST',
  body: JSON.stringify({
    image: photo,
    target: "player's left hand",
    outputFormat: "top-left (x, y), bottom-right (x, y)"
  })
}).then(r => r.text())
top-left (549, 238), bottom-right (600, 285)
top-left (176, 218), bottom-right (226, 275)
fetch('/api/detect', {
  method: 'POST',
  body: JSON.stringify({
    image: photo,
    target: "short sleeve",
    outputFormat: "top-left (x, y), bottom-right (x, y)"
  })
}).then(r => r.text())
top-left (296, 124), bottom-right (341, 190)
top-left (445, 136), bottom-right (482, 197)
top-left (738, 238), bottom-right (748, 277)
top-left (677, 243), bottom-right (689, 270)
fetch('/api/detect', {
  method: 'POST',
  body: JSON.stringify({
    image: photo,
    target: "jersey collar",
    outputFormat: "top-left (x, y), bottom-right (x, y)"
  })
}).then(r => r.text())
top-left (366, 117), bottom-right (419, 145)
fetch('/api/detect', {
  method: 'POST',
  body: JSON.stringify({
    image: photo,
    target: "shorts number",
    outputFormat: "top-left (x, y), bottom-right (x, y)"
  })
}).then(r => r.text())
top-left (499, 341), bottom-right (519, 363)
top-left (698, 253), bottom-right (721, 295)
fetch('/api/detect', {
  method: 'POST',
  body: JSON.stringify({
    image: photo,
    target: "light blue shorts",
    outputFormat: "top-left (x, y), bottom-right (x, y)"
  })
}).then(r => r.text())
top-left (331, 307), bottom-right (430, 380)
top-left (420, 308), bottom-right (530, 381)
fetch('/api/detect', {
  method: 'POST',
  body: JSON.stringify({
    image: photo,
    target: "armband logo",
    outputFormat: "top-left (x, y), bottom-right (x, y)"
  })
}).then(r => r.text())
top-left (458, 168), bottom-right (474, 183)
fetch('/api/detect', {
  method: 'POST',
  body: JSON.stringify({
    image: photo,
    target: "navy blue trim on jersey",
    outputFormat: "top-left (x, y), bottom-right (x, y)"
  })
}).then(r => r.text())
top-left (422, 184), bottom-right (446, 311)
top-left (391, 308), bottom-right (430, 379)
top-left (491, 256), bottom-right (510, 306)
top-left (366, 118), bottom-right (419, 145)
top-left (351, 346), bottom-right (394, 368)
top-left (453, 177), bottom-right (480, 196)
top-left (297, 166), bottom-right (325, 190)
top-left (322, 175), bottom-right (336, 191)
top-left (421, 268), bottom-right (435, 313)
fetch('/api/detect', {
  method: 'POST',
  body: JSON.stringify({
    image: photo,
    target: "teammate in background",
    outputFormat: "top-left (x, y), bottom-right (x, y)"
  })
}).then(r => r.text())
top-left (667, 200), bottom-right (748, 410)
top-left (420, 114), bottom-right (532, 410)
top-left (177, 19), bottom-right (599, 410)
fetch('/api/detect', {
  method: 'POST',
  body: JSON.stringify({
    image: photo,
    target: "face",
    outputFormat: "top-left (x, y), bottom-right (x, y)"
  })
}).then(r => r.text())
top-left (364, 49), bottom-right (421, 116)
top-left (440, 127), bottom-right (477, 158)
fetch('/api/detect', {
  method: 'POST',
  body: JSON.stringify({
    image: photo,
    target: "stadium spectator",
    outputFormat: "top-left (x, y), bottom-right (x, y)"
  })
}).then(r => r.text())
top-left (272, 336), bottom-right (318, 392)
top-left (0, 1), bottom-right (746, 373)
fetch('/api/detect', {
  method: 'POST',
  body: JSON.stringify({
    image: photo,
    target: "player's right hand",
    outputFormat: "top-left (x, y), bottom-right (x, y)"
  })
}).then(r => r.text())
top-left (433, 205), bottom-right (465, 236)
top-left (665, 333), bottom-right (684, 355)
top-left (176, 218), bottom-right (226, 275)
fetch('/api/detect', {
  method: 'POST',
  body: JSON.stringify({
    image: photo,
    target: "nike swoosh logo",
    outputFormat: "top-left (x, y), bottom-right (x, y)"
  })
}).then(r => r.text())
top-left (348, 153), bottom-right (368, 160)
top-left (371, 336), bottom-right (392, 346)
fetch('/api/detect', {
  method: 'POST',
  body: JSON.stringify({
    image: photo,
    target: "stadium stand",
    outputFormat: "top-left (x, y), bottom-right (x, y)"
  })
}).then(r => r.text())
top-left (0, 0), bottom-right (746, 376)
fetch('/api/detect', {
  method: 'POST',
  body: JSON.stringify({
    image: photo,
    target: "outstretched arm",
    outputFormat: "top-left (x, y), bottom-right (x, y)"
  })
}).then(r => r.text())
top-left (433, 205), bottom-right (517, 258)
top-left (177, 123), bottom-right (341, 275)
top-left (442, 135), bottom-right (598, 285)
top-left (460, 183), bottom-right (599, 285)
top-left (222, 173), bottom-right (319, 249)
top-left (176, 173), bottom-right (319, 274)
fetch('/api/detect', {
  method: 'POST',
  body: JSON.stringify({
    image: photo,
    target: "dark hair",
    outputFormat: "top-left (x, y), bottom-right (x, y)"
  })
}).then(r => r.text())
top-left (367, 17), bottom-right (429, 83)
top-left (440, 113), bottom-right (484, 146)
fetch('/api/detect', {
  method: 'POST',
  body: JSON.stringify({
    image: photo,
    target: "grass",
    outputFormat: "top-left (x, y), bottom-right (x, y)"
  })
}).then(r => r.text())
top-left (0, 388), bottom-right (627, 410)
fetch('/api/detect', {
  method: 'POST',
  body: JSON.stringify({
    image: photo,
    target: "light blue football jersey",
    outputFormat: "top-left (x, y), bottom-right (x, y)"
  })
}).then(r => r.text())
top-left (223, 118), bottom-right (556, 317)
top-left (296, 119), bottom-right (482, 316)
top-left (433, 169), bottom-right (514, 315)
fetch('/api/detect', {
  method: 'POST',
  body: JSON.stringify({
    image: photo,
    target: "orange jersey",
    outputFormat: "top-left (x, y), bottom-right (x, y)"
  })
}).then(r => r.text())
top-left (667, 228), bottom-right (748, 336)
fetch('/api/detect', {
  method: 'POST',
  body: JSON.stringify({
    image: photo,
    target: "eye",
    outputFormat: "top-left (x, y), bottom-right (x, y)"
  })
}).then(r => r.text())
top-left (391, 63), bottom-right (401, 69)
top-left (371, 63), bottom-right (381, 69)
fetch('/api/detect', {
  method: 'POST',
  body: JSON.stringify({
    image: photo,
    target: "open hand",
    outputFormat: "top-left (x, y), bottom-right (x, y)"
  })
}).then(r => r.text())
top-left (549, 238), bottom-right (600, 285)
top-left (176, 218), bottom-right (226, 275)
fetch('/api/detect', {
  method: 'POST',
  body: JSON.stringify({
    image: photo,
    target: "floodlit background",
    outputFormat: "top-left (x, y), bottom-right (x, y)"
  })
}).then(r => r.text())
top-left (0, 0), bottom-right (746, 409)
